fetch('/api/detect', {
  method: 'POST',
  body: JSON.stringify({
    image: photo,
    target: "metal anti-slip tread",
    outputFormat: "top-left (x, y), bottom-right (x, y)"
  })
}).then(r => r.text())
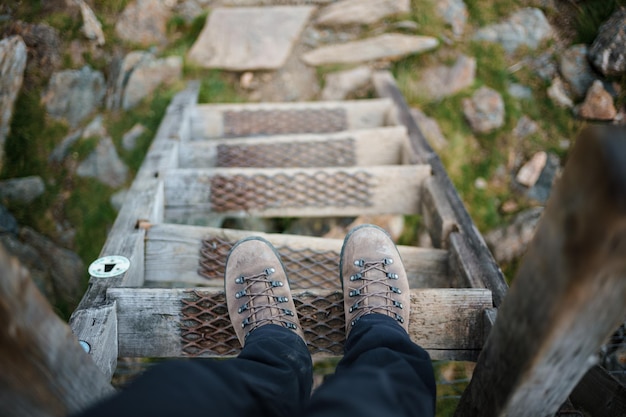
top-left (163, 165), bottom-right (431, 221)
top-left (144, 223), bottom-right (451, 289)
top-left (107, 286), bottom-right (492, 361)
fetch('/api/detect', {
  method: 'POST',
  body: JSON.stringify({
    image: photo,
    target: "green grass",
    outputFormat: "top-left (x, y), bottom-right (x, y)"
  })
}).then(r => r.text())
top-left (196, 70), bottom-right (244, 104)
top-left (569, 0), bottom-right (626, 44)
top-left (464, 0), bottom-right (523, 27)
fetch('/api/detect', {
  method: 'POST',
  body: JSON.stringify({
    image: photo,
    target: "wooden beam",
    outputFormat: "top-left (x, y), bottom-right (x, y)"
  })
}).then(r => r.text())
top-left (0, 247), bottom-right (113, 417)
top-left (373, 71), bottom-right (508, 306)
top-left (455, 125), bottom-right (626, 417)
top-left (69, 82), bottom-right (200, 378)
top-left (570, 365), bottom-right (626, 416)
top-left (107, 287), bottom-right (492, 361)
top-left (144, 223), bottom-right (452, 288)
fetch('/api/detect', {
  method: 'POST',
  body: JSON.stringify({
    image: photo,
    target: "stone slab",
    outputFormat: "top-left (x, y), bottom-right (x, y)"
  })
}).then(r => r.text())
top-left (315, 0), bottom-right (410, 27)
top-left (187, 6), bottom-right (315, 70)
top-left (302, 34), bottom-right (438, 66)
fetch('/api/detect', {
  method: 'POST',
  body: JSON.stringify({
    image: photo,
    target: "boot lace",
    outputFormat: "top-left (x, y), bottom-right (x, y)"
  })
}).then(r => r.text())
top-left (234, 267), bottom-right (297, 338)
top-left (347, 257), bottom-right (404, 327)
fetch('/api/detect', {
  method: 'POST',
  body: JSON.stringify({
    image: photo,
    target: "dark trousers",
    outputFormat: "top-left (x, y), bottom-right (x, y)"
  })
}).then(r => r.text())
top-left (76, 314), bottom-right (436, 417)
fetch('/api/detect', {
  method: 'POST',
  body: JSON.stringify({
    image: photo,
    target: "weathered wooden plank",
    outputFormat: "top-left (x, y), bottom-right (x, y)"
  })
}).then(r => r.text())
top-left (107, 287), bottom-right (492, 361)
top-left (70, 82), bottom-right (200, 378)
top-left (455, 125), bottom-right (626, 417)
top-left (178, 127), bottom-right (410, 168)
top-left (0, 247), bottom-right (113, 417)
top-left (420, 176), bottom-right (459, 248)
top-left (144, 223), bottom-right (451, 288)
top-left (163, 165), bottom-right (431, 220)
top-left (373, 71), bottom-right (508, 307)
top-left (570, 365), bottom-right (626, 416)
top-left (190, 99), bottom-right (394, 139)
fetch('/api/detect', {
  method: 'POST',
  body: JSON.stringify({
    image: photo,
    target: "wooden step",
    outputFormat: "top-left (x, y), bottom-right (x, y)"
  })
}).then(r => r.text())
top-left (163, 165), bottom-right (431, 223)
top-left (144, 224), bottom-right (451, 289)
top-left (107, 287), bottom-right (492, 361)
top-left (178, 127), bottom-right (412, 168)
top-left (190, 99), bottom-right (395, 139)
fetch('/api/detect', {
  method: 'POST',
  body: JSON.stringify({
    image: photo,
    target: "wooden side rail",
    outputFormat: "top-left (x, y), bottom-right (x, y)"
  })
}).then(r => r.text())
top-left (455, 125), bottom-right (626, 416)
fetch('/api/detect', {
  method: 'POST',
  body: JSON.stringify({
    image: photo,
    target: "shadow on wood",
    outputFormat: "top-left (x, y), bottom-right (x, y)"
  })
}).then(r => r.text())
top-left (0, 246), bottom-right (113, 417)
top-left (455, 125), bottom-right (626, 416)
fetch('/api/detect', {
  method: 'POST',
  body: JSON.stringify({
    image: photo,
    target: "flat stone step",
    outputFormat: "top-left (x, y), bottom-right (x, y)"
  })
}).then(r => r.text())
top-left (178, 127), bottom-right (412, 168)
top-left (144, 223), bottom-right (451, 289)
top-left (163, 165), bottom-right (431, 222)
top-left (190, 99), bottom-right (394, 139)
top-left (108, 286), bottom-right (492, 361)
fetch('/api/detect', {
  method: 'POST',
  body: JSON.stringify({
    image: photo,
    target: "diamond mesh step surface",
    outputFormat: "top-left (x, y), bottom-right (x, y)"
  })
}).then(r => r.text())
top-left (209, 170), bottom-right (373, 212)
top-left (216, 138), bottom-right (356, 168)
top-left (199, 236), bottom-right (340, 290)
top-left (223, 108), bottom-right (348, 137)
top-left (180, 289), bottom-right (345, 357)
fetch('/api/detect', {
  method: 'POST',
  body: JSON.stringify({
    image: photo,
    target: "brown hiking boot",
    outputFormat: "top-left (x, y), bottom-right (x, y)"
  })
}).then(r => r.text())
top-left (340, 224), bottom-right (410, 336)
top-left (225, 237), bottom-right (305, 347)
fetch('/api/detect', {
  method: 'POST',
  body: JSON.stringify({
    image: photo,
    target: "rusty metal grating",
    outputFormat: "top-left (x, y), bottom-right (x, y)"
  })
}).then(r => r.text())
top-left (180, 290), bottom-right (346, 357)
top-left (222, 108), bottom-right (348, 137)
top-left (199, 237), bottom-right (340, 290)
top-left (209, 170), bottom-right (373, 212)
top-left (216, 138), bottom-right (356, 168)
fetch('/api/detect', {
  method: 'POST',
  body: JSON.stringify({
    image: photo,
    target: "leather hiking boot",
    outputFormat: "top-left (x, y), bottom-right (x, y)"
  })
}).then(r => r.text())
top-left (340, 224), bottom-right (410, 336)
top-left (225, 237), bottom-right (304, 347)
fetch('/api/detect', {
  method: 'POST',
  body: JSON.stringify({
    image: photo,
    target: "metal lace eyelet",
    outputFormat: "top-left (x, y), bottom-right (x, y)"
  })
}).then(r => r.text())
top-left (354, 259), bottom-right (365, 267)
top-left (271, 281), bottom-right (284, 287)
top-left (265, 267), bottom-right (275, 275)
top-left (393, 300), bottom-right (403, 309)
top-left (395, 314), bottom-right (404, 323)
top-left (238, 303), bottom-right (249, 313)
top-left (349, 289), bottom-right (361, 297)
top-left (390, 286), bottom-right (401, 294)
top-left (350, 273), bottom-right (363, 281)
top-left (384, 258), bottom-right (393, 265)
top-left (282, 308), bottom-right (295, 316)
top-left (235, 276), bottom-right (245, 284)
top-left (235, 290), bottom-right (246, 299)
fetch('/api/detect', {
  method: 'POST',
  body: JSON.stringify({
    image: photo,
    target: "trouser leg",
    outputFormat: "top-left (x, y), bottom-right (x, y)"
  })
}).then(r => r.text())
top-left (305, 314), bottom-right (436, 417)
top-left (73, 324), bottom-right (313, 417)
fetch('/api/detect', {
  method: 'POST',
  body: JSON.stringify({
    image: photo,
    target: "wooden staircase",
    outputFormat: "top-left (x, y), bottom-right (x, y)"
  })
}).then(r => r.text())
top-left (70, 72), bottom-right (505, 382)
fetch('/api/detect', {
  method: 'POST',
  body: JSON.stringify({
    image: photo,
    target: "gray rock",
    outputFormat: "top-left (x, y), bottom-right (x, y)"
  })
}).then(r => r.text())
top-left (108, 51), bottom-right (182, 111)
top-left (321, 66), bottom-right (373, 100)
top-left (122, 123), bottom-right (146, 151)
top-left (2, 22), bottom-right (62, 82)
top-left (436, 0), bottom-right (468, 37)
top-left (560, 44), bottom-right (595, 99)
top-left (412, 54), bottom-right (476, 100)
top-left (577, 79), bottom-right (617, 121)
top-left (41, 66), bottom-right (105, 127)
top-left (115, 0), bottom-right (172, 46)
top-left (410, 108), bottom-right (448, 149)
top-left (0, 36), bottom-right (27, 170)
top-left (77, 0), bottom-right (105, 45)
top-left (508, 83), bottom-right (533, 100)
top-left (531, 51), bottom-right (557, 81)
top-left (315, 0), bottom-right (410, 27)
top-left (49, 130), bottom-right (82, 163)
top-left (188, 6), bottom-right (315, 70)
top-left (547, 77), bottom-right (573, 108)
top-left (0, 227), bottom-right (84, 306)
top-left (302, 34), bottom-right (439, 66)
top-left (484, 207), bottom-right (543, 264)
top-left (589, 8), bottom-right (626, 77)
top-left (0, 176), bottom-right (45, 204)
top-left (473, 8), bottom-right (553, 53)
top-left (0, 203), bottom-right (18, 235)
top-left (175, 0), bottom-right (207, 22)
top-left (82, 114), bottom-right (106, 139)
top-left (76, 136), bottom-right (129, 188)
top-left (462, 86), bottom-right (505, 134)
top-left (123, 55), bottom-right (182, 110)
top-left (513, 115), bottom-right (538, 139)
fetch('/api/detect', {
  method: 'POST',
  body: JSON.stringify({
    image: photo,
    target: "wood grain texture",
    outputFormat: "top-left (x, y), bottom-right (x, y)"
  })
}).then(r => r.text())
top-left (144, 223), bottom-right (451, 288)
top-left (373, 71), bottom-right (508, 307)
top-left (455, 125), bottom-right (626, 417)
top-left (163, 165), bottom-right (431, 220)
top-left (0, 247), bottom-right (113, 417)
top-left (107, 287), bottom-right (492, 361)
